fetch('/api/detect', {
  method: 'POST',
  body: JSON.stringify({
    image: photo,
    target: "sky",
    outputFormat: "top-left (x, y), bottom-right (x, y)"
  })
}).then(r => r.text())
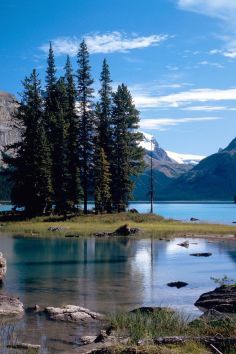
top-left (1, 0), bottom-right (236, 156)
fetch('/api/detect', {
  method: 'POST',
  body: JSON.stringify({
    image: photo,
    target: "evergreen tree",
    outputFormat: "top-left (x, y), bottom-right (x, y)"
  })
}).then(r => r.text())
top-left (64, 56), bottom-right (82, 210)
top-left (6, 69), bottom-right (52, 215)
top-left (111, 84), bottom-right (145, 211)
top-left (44, 42), bottom-right (57, 138)
top-left (97, 59), bottom-right (113, 158)
top-left (51, 77), bottom-right (69, 214)
top-left (94, 146), bottom-right (112, 213)
top-left (77, 40), bottom-right (95, 214)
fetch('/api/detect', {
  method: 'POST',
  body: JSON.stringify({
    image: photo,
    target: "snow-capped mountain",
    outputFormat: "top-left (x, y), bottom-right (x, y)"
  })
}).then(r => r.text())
top-left (140, 131), bottom-right (205, 165)
top-left (166, 151), bottom-right (205, 165)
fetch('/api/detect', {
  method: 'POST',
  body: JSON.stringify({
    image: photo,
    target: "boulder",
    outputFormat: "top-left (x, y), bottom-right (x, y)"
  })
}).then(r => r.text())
top-left (129, 208), bottom-right (139, 214)
top-left (0, 252), bottom-right (7, 281)
top-left (195, 285), bottom-right (236, 313)
top-left (80, 336), bottom-right (97, 345)
top-left (0, 295), bottom-right (24, 316)
top-left (115, 224), bottom-right (141, 236)
top-left (45, 305), bottom-right (104, 322)
top-left (167, 281), bottom-right (188, 289)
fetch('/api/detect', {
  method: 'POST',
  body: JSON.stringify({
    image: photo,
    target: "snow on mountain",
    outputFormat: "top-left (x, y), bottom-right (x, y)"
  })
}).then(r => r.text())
top-left (140, 131), bottom-right (205, 165)
top-left (166, 151), bottom-right (205, 165)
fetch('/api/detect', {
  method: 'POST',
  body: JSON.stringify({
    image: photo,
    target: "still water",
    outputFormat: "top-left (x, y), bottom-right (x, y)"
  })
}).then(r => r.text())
top-left (0, 234), bottom-right (236, 352)
top-left (1, 202), bottom-right (235, 225)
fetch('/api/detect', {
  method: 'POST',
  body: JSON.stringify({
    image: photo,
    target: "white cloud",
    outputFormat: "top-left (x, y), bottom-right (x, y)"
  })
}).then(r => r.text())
top-left (199, 60), bottom-right (223, 68)
top-left (140, 117), bottom-right (220, 130)
top-left (134, 88), bottom-right (236, 109)
top-left (182, 105), bottom-right (227, 111)
top-left (40, 32), bottom-right (169, 56)
top-left (178, 0), bottom-right (236, 20)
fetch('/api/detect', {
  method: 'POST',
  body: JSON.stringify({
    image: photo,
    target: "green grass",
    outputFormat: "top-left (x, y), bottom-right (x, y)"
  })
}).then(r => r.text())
top-left (107, 309), bottom-right (236, 353)
top-left (0, 212), bottom-right (235, 238)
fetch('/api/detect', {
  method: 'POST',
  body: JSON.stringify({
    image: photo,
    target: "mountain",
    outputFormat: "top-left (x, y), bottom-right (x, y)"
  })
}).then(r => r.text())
top-left (0, 92), bottom-right (20, 157)
top-left (133, 132), bottom-right (196, 200)
top-left (159, 138), bottom-right (236, 201)
top-left (166, 150), bottom-right (205, 165)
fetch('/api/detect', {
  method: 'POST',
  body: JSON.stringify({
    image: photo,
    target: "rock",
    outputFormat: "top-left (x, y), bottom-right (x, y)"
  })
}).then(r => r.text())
top-left (190, 217), bottom-right (199, 221)
top-left (200, 309), bottom-right (231, 321)
top-left (177, 241), bottom-right (189, 248)
top-left (48, 226), bottom-right (66, 232)
top-left (0, 252), bottom-right (7, 281)
top-left (167, 281), bottom-right (188, 289)
top-left (65, 233), bottom-right (80, 238)
top-left (130, 306), bottom-right (174, 314)
top-left (0, 295), bottom-right (24, 316)
top-left (45, 305), bottom-right (104, 322)
top-left (94, 232), bottom-right (113, 238)
top-left (95, 330), bottom-right (109, 343)
top-left (190, 253), bottom-right (212, 257)
top-left (80, 336), bottom-right (97, 345)
top-left (129, 208), bottom-right (139, 214)
top-left (195, 285), bottom-right (236, 313)
top-left (26, 304), bottom-right (41, 313)
top-left (115, 224), bottom-right (141, 236)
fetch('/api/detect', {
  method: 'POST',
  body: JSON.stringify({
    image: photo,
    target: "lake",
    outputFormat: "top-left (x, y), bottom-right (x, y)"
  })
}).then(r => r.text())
top-left (1, 202), bottom-right (235, 225)
top-left (0, 233), bottom-right (236, 352)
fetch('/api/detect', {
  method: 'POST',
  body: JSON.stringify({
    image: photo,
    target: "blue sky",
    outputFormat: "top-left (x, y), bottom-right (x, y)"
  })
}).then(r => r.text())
top-left (1, 0), bottom-right (236, 155)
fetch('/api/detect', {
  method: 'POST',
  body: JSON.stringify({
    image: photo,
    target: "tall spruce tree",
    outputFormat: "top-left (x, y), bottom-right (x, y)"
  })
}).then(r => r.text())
top-left (64, 56), bottom-right (82, 210)
top-left (77, 40), bottom-right (95, 214)
top-left (111, 84), bottom-right (145, 211)
top-left (52, 77), bottom-right (70, 214)
top-left (7, 69), bottom-right (52, 215)
top-left (97, 59), bottom-right (113, 158)
top-left (94, 146), bottom-right (112, 213)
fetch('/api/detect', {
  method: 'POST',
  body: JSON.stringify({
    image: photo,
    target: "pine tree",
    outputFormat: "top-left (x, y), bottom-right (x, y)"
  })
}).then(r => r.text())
top-left (44, 42), bottom-right (57, 137)
top-left (52, 77), bottom-right (69, 214)
top-left (97, 59), bottom-right (113, 158)
top-left (111, 84), bottom-right (145, 211)
top-left (64, 56), bottom-right (82, 210)
top-left (94, 145), bottom-right (112, 213)
top-left (6, 69), bottom-right (52, 215)
top-left (77, 40), bottom-right (95, 214)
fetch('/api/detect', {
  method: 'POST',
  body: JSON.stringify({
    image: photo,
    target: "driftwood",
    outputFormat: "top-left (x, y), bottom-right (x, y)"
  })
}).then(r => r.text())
top-left (153, 335), bottom-right (236, 346)
top-left (7, 342), bottom-right (41, 350)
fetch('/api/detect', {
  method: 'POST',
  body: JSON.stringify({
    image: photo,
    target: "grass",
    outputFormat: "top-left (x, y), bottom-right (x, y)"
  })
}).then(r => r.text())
top-left (106, 309), bottom-right (236, 353)
top-left (0, 212), bottom-right (235, 238)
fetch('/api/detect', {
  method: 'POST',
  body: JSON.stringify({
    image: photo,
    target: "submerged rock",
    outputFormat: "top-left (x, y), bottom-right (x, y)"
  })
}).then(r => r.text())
top-left (130, 307), bottom-right (174, 314)
top-left (190, 253), bottom-right (212, 257)
top-left (167, 281), bottom-right (188, 289)
top-left (177, 241), bottom-right (189, 248)
top-left (0, 252), bottom-right (7, 281)
top-left (195, 285), bottom-right (236, 313)
top-left (0, 295), bottom-right (24, 316)
top-left (45, 305), bottom-right (104, 322)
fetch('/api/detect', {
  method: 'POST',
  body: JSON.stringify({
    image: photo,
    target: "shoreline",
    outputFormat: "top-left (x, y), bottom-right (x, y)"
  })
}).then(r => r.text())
top-left (0, 212), bottom-right (235, 238)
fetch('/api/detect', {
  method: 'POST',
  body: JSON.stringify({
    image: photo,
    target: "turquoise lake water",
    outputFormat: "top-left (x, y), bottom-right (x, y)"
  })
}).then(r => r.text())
top-left (1, 202), bottom-right (236, 225)
top-left (0, 234), bottom-right (236, 352)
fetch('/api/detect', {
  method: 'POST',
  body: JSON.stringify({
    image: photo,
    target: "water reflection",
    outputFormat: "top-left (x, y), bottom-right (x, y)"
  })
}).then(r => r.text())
top-left (0, 234), bottom-right (236, 352)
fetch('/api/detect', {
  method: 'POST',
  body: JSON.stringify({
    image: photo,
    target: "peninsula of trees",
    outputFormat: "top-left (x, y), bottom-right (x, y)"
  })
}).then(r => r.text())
top-left (5, 41), bottom-right (144, 216)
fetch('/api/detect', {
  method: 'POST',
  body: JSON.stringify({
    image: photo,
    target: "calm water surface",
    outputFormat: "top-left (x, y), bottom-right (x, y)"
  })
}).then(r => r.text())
top-left (0, 233), bottom-right (236, 352)
top-left (1, 202), bottom-right (235, 224)
top-left (129, 202), bottom-right (236, 225)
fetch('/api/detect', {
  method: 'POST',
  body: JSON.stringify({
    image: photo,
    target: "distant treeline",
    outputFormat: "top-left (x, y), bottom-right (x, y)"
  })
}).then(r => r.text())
top-left (4, 41), bottom-right (144, 216)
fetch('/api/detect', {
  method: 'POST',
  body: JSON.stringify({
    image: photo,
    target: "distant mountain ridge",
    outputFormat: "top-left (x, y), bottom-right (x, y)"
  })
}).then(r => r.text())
top-left (159, 137), bottom-right (236, 201)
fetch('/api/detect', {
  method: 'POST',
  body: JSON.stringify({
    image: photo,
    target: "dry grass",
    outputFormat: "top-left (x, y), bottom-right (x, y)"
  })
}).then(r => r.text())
top-left (0, 212), bottom-right (235, 238)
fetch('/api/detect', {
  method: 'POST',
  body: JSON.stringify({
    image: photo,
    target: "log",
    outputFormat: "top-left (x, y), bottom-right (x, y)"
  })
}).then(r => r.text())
top-left (153, 335), bottom-right (236, 346)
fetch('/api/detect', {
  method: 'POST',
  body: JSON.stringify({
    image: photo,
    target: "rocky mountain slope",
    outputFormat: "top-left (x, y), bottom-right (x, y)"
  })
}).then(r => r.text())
top-left (0, 92), bottom-right (19, 156)
top-left (159, 138), bottom-right (236, 201)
